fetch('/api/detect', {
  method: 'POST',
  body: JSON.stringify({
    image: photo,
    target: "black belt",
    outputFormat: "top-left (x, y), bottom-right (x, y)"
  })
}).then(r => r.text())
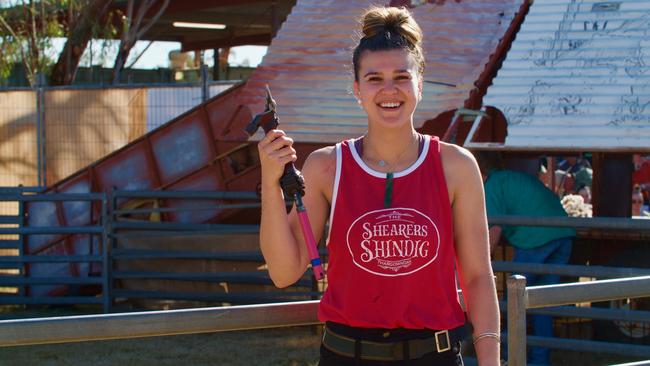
top-left (322, 324), bottom-right (467, 361)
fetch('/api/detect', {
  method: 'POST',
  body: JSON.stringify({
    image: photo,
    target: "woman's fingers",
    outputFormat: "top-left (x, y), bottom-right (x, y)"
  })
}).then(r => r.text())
top-left (274, 146), bottom-right (298, 161)
top-left (259, 129), bottom-right (288, 148)
top-left (258, 130), bottom-right (297, 181)
top-left (266, 146), bottom-right (297, 165)
top-left (259, 130), bottom-right (294, 155)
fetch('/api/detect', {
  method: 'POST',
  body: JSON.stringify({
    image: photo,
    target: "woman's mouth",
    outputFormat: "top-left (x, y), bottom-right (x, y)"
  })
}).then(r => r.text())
top-left (378, 101), bottom-right (403, 109)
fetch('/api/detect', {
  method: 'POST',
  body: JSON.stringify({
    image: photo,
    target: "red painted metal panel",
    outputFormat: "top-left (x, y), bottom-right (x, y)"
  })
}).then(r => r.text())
top-left (203, 84), bottom-right (252, 141)
top-left (231, 0), bottom-right (524, 143)
top-left (94, 141), bottom-right (158, 202)
top-left (24, 201), bottom-right (63, 254)
top-left (67, 234), bottom-right (101, 278)
top-left (26, 240), bottom-right (72, 297)
top-left (149, 109), bottom-right (215, 186)
top-left (165, 165), bottom-right (226, 223)
top-left (56, 171), bottom-right (94, 228)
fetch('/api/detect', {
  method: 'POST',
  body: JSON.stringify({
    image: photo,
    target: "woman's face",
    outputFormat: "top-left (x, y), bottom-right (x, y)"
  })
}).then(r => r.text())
top-left (353, 49), bottom-right (422, 129)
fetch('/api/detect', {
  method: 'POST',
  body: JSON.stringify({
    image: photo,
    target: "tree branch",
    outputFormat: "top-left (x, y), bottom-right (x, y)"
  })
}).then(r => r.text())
top-left (125, 39), bottom-right (153, 69)
top-left (135, 0), bottom-right (169, 40)
top-left (49, 0), bottom-right (116, 85)
top-left (0, 13), bottom-right (32, 80)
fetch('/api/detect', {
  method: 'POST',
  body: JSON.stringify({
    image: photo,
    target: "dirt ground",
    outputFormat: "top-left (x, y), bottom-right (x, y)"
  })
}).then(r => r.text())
top-left (0, 325), bottom-right (321, 366)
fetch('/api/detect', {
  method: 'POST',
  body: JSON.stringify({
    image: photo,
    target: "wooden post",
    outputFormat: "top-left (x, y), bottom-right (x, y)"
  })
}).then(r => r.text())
top-left (507, 275), bottom-right (527, 366)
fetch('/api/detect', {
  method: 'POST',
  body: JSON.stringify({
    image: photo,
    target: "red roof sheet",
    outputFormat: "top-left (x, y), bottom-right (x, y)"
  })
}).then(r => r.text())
top-left (235, 0), bottom-right (525, 143)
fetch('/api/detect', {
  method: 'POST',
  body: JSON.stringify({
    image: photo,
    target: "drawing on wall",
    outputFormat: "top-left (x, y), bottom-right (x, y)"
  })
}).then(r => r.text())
top-left (504, 0), bottom-right (650, 127)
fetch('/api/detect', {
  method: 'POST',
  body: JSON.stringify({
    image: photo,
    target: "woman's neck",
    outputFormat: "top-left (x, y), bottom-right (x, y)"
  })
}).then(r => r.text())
top-left (361, 128), bottom-right (421, 172)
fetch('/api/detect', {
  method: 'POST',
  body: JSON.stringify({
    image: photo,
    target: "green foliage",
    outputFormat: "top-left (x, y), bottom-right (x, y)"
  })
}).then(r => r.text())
top-left (0, 0), bottom-right (118, 86)
top-left (0, 0), bottom-right (64, 85)
top-left (0, 36), bottom-right (19, 82)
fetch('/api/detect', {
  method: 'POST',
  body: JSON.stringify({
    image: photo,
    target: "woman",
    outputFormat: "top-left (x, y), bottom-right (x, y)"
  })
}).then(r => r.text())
top-left (258, 6), bottom-right (500, 366)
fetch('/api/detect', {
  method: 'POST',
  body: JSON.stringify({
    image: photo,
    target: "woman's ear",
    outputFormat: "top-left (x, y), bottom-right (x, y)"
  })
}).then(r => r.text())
top-left (417, 77), bottom-right (423, 101)
top-left (353, 81), bottom-right (361, 104)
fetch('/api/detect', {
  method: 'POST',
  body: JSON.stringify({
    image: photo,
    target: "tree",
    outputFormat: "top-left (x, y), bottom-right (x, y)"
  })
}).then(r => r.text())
top-left (1, 0), bottom-right (163, 87)
top-left (0, 0), bottom-right (64, 86)
top-left (111, 0), bottom-right (169, 84)
top-left (49, 0), bottom-right (115, 86)
top-left (0, 0), bottom-right (116, 86)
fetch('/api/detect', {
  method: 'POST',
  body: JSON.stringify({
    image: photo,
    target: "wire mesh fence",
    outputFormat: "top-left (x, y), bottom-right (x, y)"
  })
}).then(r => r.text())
top-left (0, 81), bottom-right (237, 191)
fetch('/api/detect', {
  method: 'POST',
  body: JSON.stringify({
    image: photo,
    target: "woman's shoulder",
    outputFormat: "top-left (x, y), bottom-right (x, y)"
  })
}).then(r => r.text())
top-left (306, 145), bottom-right (336, 165)
top-left (438, 141), bottom-right (477, 171)
top-left (302, 145), bottom-right (337, 178)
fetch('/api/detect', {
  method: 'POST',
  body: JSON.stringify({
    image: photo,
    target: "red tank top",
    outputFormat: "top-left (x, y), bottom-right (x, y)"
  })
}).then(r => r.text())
top-left (318, 135), bottom-right (465, 330)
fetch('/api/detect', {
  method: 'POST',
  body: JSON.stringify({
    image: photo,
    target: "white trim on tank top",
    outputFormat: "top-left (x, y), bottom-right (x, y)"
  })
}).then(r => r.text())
top-left (326, 142), bottom-right (343, 244)
top-left (348, 136), bottom-right (431, 178)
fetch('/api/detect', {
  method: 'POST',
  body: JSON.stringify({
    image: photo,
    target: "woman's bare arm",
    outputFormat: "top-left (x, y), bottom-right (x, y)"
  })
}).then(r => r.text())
top-left (442, 143), bottom-right (500, 366)
top-left (258, 130), bottom-right (334, 287)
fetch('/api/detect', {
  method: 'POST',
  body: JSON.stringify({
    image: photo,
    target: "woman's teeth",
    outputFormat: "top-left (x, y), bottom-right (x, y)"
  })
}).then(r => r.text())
top-left (380, 102), bottom-right (401, 108)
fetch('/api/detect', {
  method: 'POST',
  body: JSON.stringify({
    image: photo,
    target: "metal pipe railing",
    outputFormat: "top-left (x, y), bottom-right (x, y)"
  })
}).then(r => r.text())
top-left (0, 300), bottom-right (320, 347)
top-left (111, 222), bottom-right (260, 232)
top-left (507, 275), bottom-right (650, 366)
top-left (499, 301), bottom-right (650, 323)
top-left (489, 215), bottom-right (650, 230)
top-left (526, 335), bottom-right (650, 358)
top-left (610, 361), bottom-right (650, 366)
top-left (526, 276), bottom-right (650, 309)
top-left (112, 190), bottom-right (259, 200)
top-left (0, 193), bottom-right (105, 202)
top-left (493, 260), bottom-right (650, 279)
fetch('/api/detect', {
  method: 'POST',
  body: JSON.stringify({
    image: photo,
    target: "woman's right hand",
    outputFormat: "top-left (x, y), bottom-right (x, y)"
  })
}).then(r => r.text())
top-left (257, 129), bottom-right (297, 186)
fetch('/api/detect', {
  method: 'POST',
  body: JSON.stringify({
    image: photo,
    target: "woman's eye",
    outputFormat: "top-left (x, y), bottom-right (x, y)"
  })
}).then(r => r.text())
top-left (367, 77), bottom-right (382, 82)
top-left (395, 75), bottom-right (411, 81)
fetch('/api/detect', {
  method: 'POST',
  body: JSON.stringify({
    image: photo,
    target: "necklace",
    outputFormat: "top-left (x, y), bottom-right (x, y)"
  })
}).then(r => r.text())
top-left (366, 133), bottom-right (420, 172)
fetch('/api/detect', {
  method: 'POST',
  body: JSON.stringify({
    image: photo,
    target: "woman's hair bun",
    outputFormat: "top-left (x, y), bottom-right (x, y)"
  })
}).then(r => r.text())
top-left (351, 6), bottom-right (425, 81)
top-left (360, 7), bottom-right (422, 49)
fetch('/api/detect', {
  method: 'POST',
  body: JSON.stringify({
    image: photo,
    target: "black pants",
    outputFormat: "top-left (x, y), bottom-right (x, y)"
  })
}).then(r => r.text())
top-left (318, 322), bottom-right (464, 366)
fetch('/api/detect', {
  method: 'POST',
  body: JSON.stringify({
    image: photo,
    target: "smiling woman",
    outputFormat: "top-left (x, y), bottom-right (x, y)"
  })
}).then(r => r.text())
top-left (257, 6), bottom-right (500, 366)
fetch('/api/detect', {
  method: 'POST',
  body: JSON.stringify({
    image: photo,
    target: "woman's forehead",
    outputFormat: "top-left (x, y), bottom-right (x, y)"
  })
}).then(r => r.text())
top-left (358, 49), bottom-right (418, 73)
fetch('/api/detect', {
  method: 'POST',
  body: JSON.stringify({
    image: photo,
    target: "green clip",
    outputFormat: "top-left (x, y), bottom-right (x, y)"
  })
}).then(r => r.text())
top-left (384, 172), bottom-right (394, 208)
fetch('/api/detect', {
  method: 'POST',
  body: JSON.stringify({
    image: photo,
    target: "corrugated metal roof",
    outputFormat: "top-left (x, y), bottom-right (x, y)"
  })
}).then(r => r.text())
top-left (238, 0), bottom-right (524, 143)
top-left (483, 0), bottom-right (650, 151)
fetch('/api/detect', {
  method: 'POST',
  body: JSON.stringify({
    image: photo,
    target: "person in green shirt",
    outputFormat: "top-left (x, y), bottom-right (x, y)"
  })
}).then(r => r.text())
top-left (474, 151), bottom-right (575, 366)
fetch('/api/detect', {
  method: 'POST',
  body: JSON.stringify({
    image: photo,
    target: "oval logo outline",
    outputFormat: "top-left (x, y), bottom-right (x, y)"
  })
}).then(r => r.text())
top-left (345, 207), bottom-right (440, 277)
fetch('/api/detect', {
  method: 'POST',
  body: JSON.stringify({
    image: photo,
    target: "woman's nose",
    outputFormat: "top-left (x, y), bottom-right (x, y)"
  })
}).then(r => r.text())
top-left (382, 80), bottom-right (398, 93)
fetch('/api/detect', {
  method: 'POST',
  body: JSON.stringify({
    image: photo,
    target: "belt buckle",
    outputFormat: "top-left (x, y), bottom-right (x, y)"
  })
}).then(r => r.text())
top-left (434, 330), bottom-right (451, 353)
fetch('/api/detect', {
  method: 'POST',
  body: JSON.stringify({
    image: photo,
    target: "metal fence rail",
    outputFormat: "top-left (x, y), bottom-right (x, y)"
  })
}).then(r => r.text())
top-left (0, 300), bottom-right (321, 347)
top-left (507, 275), bottom-right (650, 366)
top-left (0, 190), bottom-right (106, 306)
top-left (0, 189), bottom-right (315, 311)
top-left (2, 189), bottom-right (650, 365)
top-left (0, 289), bottom-right (465, 348)
top-left (103, 190), bottom-right (316, 311)
top-left (492, 261), bottom-right (650, 279)
top-left (2, 277), bottom-right (649, 366)
top-left (489, 215), bottom-right (650, 231)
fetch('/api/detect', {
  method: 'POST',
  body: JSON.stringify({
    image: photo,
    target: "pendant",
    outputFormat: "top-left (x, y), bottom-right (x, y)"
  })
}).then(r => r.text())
top-left (378, 160), bottom-right (386, 167)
